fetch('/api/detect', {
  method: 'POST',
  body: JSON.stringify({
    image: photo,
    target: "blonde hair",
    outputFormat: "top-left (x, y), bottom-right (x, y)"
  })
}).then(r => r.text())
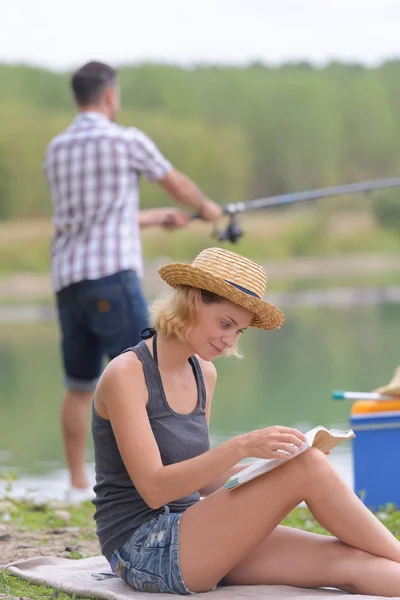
top-left (151, 285), bottom-right (242, 358)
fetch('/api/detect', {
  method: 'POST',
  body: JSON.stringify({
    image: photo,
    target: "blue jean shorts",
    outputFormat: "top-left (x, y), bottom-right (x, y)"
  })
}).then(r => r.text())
top-left (56, 270), bottom-right (149, 392)
top-left (110, 506), bottom-right (191, 595)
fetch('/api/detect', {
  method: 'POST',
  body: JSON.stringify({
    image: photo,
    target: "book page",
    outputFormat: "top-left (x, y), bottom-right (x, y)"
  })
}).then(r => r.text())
top-left (225, 440), bottom-right (311, 489)
top-left (311, 428), bottom-right (355, 454)
top-left (328, 428), bottom-right (354, 438)
top-left (304, 426), bottom-right (328, 446)
top-left (225, 425), bottom-right (355, 491)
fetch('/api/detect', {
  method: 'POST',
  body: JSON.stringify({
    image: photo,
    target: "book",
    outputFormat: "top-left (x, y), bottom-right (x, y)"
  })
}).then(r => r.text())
top-left (224, 425), bottom-right (355, 491)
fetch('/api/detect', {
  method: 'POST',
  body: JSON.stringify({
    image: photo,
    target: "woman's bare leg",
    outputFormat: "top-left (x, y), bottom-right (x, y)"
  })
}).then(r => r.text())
top-left (225, 525), bottom-right (400, 597)
top-left (179, 448), bottom-right (400, 593)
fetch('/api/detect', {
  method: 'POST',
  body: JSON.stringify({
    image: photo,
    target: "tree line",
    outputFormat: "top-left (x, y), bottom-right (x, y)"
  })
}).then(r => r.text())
top-left (1, 60), bottom-right (400, 220)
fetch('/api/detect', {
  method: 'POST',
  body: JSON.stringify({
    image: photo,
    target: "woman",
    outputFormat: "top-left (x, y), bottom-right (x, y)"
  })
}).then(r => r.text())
top-left (92, 247), bottom-right (400, 596)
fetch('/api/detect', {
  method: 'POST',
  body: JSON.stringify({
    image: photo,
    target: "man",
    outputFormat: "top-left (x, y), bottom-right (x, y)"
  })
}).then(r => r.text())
top-left (44, 61), bottom-right (221, 500)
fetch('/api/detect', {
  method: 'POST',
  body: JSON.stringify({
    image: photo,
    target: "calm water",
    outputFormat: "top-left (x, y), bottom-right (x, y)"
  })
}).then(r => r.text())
top-left (0, 303), bottom-right (398, 500)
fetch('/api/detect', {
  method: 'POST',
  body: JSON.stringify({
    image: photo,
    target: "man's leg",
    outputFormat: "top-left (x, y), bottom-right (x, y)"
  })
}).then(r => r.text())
top-left (59, 270), bottom-right (149, 490)
top-left (61, 389), bottom-right (93, 490)
top-left (103, 270), bottom-right (150, 358)
top-left (56, 287), bottom-right (102, 494)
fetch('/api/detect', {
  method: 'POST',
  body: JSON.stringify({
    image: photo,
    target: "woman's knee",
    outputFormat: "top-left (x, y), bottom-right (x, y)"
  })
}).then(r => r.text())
top-left (298, 447), bottom-right (332, 470)
top-left (291, 447), bottom-right (333, 486)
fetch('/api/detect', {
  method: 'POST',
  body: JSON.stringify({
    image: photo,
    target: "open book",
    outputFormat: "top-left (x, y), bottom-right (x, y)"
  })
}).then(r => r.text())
top-left (224, 425), bottom-right (355, 491)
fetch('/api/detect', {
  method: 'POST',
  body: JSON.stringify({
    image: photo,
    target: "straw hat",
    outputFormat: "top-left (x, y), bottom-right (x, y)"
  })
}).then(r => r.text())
top-left (158, 247), bottom-right (285, 330)
top-left (374, 365), bottom-right (400, 396)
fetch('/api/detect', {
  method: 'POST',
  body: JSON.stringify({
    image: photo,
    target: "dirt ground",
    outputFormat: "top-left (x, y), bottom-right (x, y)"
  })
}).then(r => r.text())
top-left (1, 522), bottom-right (99, 567)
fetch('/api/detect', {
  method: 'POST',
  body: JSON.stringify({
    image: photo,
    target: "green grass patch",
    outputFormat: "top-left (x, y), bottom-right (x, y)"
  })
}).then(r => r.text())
top-left (6, 499), bottom-right (95, 532)
top-left (0, 236), bottom-right (51, 275)
top-left (0, 570), bottom-right (93, 600)
top-left (2, 211), bottom-right (400, 276)
top-left (282, 503), bottom-right (400, 539)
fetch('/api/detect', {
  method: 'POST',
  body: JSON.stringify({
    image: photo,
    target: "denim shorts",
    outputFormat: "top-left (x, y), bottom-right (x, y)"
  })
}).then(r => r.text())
top-left (56, 270), bottom-right (149, 392)
top-left (110, 506), bottom-right (191, 595)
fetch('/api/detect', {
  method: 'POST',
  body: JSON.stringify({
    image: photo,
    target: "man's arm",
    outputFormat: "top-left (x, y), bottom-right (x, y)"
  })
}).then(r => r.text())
top-left (158, 169), bottom-right (222, 222)
top-left (138, 207), bottom-right (189, 229)
top-left (128, 129), bottom-right (222, 223)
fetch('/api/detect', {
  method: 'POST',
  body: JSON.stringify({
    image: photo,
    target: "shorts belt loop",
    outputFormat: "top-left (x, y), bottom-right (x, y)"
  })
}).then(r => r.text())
top-left (110, 553), bottom-right (118, 576)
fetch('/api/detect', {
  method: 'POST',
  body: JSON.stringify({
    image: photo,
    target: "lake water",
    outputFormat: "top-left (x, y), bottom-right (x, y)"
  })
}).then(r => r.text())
top-left (0, 303), bottom-right (398, 501)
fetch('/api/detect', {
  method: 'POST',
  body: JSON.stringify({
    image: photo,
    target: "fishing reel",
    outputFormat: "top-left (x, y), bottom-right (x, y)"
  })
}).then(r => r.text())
top-left (211, 214), bottom-right (244, 244)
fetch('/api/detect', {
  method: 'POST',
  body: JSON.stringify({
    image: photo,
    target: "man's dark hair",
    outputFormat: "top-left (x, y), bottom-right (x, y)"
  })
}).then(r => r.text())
top-left (71, 61), bottom-right (117, 106)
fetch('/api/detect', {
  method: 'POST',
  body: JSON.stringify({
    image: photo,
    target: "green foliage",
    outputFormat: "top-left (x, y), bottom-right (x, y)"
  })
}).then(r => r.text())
top-left (0, 471), bottom-right (17, 495)
top-left (1, 61), bottom-right (400, 221)
top-left (372, 191), bottom-right (400, 232)
top-left (282, 504), bottom-right (400, 540)
top-left (2, 210), bottom-right (400, 277)
top-left (5, 498), bottom-right (95, 531)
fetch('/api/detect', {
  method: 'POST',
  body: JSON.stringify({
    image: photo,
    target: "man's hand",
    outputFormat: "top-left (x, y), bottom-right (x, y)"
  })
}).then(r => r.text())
top-left (197, 198), bottom-right (223, 222)
top-left (158, 170), bottom-right (222, 222)
top-left (161, 208), bottom-right (190, 231)
top-left (138, 207), bottom-right (190, 230)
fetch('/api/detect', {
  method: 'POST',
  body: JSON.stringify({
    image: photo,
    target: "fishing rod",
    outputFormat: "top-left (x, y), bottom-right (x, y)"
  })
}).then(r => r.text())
top-left (195, 176), bottom-right (400, 243)
top-left (332, 391), bottom-right (400, 402)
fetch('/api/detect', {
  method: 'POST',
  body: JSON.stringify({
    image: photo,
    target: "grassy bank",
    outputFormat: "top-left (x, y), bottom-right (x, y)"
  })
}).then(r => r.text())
top-left (1, 496), bottom-right (400, 599)
top-left (0, 497), bottom-right (97, 600)
top-left (1, 209), bottom-right (400, 276)
top-left (1, 211), bottom-right (400, 307)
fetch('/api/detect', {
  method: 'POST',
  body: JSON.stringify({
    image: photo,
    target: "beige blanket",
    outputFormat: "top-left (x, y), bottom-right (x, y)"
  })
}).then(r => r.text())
top-left (5, 555), bottom-right (394, 599)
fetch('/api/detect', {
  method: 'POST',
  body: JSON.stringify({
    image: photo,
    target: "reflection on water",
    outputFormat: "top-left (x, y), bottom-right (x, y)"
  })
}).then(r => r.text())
top-left (0, 303), bottom-right (398, 499)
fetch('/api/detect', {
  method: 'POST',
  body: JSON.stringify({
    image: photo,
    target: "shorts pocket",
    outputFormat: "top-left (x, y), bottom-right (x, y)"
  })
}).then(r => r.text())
top-left (81, 284), bottom-right (129, 336)
top-left (125, 564), bottom-right (173, 594)
top-left (134, 515), bottom-right (171, 549)
top-left (113, 551), bottom-right (173, 594)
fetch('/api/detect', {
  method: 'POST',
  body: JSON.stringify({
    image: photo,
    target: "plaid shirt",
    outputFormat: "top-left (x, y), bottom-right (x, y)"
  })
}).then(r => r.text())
top-left (45, 112), bottom-right (172, 292)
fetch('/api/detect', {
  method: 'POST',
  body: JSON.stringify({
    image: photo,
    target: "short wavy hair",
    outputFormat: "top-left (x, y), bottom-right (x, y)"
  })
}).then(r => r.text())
top-left (151, 285), bottom-right (242, 358)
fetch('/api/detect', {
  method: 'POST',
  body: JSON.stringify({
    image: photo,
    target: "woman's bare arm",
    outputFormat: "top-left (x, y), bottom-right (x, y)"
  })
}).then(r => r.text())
top-left (199, 464), bottom-right (249, 496)
top-left (96, 354), bottom-right (243, 509)
top-left (197, 358), bottom-right (247, 496)
top-left (96, 354), bottom-right (305, 508)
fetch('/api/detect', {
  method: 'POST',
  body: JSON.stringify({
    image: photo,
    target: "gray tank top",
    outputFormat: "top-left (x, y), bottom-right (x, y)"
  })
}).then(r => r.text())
top-left (91, 335), bottom-right (210, 562)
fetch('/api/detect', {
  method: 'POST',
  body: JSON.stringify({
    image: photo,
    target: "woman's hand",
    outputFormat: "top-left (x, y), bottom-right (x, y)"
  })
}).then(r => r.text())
top-left (238, 426), bottom-right (307, 461)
